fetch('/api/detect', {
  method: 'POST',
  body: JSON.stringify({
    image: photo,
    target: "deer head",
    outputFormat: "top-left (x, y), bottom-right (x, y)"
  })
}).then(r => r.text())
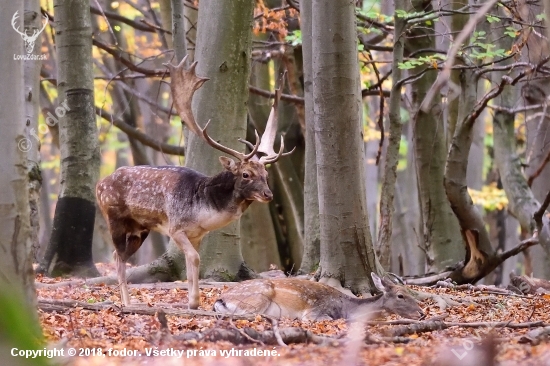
top-left (368, 273), bottom-right (425, 320)
top-left (11, 11), bottom-right (48, 54)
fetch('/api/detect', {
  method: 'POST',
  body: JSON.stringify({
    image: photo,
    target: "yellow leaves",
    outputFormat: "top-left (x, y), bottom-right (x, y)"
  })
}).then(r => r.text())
top-left (394, 346), bottom-right (405, 356)
top-left (468, 183), bottom-right (509, 211)
top-left (253, 0), bottom-right (291, 38)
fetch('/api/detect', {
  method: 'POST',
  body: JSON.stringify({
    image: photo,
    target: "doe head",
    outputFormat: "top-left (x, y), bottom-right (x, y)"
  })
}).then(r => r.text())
top-left (371, 272), bottom-right (425, 320)
top-left (219, 156), bottom-right (273, 203)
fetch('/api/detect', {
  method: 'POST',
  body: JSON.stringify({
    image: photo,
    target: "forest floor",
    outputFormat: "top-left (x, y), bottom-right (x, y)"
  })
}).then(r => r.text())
top-left (34, 263), bottom-right (550, 366)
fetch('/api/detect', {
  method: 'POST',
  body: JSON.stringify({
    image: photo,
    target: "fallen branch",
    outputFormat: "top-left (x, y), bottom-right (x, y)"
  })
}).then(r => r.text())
top-left (36, 279), bottom-right (236, 290)
top-left (391, 320), bottom-right (547, 337)
top-left (174, 326), bottom-right (338, 346)
top-left (518, 326), bottom-right (550, 345)
top-left (37, 298), bottom-right (254, 320)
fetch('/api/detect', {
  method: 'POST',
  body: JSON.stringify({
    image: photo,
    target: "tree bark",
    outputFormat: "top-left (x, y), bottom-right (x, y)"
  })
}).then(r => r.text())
top-left (185, 0), bottom-right (255, 281)
top-left (39, 0), bottom-right (100, 277)
top-left (376, 0), bottom-right (407, 270)
top-left (493, 5), bottom-right (550, 278)
top-left (241, 61), bottom-right (281, 272)
top-left (312, 0), bottom-right (379, 293)
top-left (300, 0), bottom-right (320, 274)
top-left (0, 0), bottom-right (36, 313)
top-left (408, 0), bottom-right (463, 271)
top-left (24, 0), bottom-right (43, 262)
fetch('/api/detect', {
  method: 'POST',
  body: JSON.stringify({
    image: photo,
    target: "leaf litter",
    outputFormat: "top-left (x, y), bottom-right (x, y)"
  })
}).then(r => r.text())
top-left (35, 263), bottom-right (550, 365)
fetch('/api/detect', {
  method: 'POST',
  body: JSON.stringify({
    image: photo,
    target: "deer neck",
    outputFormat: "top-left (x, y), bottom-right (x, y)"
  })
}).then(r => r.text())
top-left (202, 171), bottom-right (249, 213)
top-left (345, 293), bottom-right (385, 318)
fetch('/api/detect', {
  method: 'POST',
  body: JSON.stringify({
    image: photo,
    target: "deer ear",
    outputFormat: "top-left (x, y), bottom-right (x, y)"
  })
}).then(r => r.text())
top-left (371, 272), bottom-right (387, 293)
top-left (219, 156), bottom-right (237, 173)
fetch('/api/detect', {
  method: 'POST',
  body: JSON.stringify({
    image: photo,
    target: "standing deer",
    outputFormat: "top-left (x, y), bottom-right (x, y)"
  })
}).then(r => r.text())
top-left (214, 273), bottom-right (425, 320)
top-left (96, 56), bottom-right (292, 309)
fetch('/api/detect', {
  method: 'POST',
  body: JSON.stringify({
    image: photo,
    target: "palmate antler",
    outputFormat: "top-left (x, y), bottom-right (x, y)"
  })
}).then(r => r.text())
top-left (164, 56), bottom-right (293, 163)
top-left (255, 71), bottom-right (295, 164)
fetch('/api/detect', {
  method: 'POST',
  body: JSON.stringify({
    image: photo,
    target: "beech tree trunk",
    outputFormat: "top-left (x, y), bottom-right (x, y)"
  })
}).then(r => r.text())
top-left (185, 0), bottom-right (255, 281)
top-left (299, 0), bottom-right (320, 274)
top-left (407, 0), bottom-right (463, 271)
top-left (0, 0), bottom-right (36, 312)
top-left (39, 0), bottom-right (100, 277)
top-left (312, 0), bottom-right (379, 293)
top-left (241, 61), bottom-right (281, 272)
top-left (24, 0), bottom-right (43, 261)
top-left (376, 0), bottom-right (406, 270)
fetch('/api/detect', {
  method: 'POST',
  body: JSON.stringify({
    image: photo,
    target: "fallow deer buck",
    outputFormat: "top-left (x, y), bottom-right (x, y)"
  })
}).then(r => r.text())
top-left (96, 56), bottom-right (293, 309)
top-left (214, 273), bottom-right (425, 321)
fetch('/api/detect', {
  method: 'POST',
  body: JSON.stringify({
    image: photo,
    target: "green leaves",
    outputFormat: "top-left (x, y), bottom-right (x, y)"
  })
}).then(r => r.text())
top-left (486, 14), bottom-right (500, 23)
top-left (469, 30), bottom-right (507, 60)
top-left (398, 54), bottom-right (445, 70)
top-left (285, 30), bottom-right (302, 46)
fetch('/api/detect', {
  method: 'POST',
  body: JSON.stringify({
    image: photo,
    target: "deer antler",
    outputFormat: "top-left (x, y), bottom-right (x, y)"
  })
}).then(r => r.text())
top-left (165, 56), bottom-right (261, 161)
top-left (164, 56), bottom-right (209, 136)
top-left (257, 72), bottom-right (295, 164)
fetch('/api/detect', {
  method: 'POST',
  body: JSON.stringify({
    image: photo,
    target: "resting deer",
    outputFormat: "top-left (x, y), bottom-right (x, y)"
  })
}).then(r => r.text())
top-left (96, 56), bottom-right (292, 309)
top-left (214, 273), bottom-right (425, 321)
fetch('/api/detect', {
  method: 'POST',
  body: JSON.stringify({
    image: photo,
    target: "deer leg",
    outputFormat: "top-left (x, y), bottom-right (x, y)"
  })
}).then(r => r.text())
top-left (171, 231), bottom-right (200, 309)
top-left (114, 251), bottom-right (130, 306)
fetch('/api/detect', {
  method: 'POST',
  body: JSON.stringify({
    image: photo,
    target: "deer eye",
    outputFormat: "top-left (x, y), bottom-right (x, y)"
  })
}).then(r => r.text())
top-left (397, 294), bottom-right (404, 299)
top-left (242, 172), bottom-right (249, 179)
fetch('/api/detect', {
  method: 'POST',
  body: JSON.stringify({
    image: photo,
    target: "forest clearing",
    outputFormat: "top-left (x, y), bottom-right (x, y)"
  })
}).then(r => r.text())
top-left (2, 0), bottom-right (550, 365)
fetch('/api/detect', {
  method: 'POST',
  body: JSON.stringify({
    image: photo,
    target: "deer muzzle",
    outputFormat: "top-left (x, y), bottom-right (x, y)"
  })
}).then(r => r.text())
top-left (253, 189), bottom-right (273, 202)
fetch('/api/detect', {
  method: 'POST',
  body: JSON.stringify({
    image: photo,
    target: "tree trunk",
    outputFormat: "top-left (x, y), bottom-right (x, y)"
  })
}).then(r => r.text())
top-left (312, 0), bottom-right (379, 293)
top-left (300, 0), bottom-right (320, 274)
top-left (39, 0), bottom-right (100, 277)
top-left (184, 0), bottom-right (198, 63)
top-left (408, 0), bottom-right (463, 271)
top-left (241, 61), bottom-right (281, 272)
top-left (0, 0), bottom-right (36, 312)
top-left (185, 0), bottom-right (255, 281)
top-left (376, 0), bottom-right (406, 270)
top-left (24, 0), bottom-right (43, 262)
top-left (494, 5), bottom-right (550, 278)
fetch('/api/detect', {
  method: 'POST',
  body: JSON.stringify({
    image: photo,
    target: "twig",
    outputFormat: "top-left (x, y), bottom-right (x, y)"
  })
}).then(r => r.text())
top-left (229, 319), bottom-right (265, 346)
top-left (264, 316), bottom-right (287, 347)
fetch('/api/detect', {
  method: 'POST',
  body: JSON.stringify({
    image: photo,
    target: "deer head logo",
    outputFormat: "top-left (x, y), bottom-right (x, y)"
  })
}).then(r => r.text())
top-left (11, 11), bottom-right (48, 54)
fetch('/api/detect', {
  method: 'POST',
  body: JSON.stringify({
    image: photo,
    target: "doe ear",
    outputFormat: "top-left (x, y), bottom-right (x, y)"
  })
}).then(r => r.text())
top-left (371, 272), bottom-right (387, 293)
top-left (219, 156), bottom-right (237, 173)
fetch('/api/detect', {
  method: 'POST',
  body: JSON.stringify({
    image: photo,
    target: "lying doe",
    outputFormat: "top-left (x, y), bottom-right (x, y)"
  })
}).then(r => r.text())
top-left (96, 56), bottom-right (292, 309)
top-left (214, 273), bottom-right (424, 321)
